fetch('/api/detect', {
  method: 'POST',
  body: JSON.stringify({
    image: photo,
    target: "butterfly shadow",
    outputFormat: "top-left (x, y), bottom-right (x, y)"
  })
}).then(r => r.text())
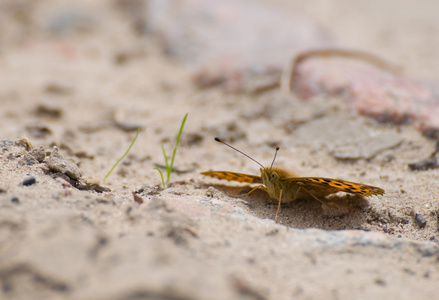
top-left (271, 194), bottom-right (371, 230)
top-left (203, 184), bottom-right (371, 230)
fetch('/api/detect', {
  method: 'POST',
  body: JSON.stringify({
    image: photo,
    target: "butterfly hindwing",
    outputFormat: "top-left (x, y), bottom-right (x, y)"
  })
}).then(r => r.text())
top-left (201, 171), bottom-right (263, 184)
top-left (285, 177), bottom-right (385, 196)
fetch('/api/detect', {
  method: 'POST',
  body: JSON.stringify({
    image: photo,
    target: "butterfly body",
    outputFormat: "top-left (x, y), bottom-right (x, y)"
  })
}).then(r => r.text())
top-left (261, 167), bottom-right (301, 203)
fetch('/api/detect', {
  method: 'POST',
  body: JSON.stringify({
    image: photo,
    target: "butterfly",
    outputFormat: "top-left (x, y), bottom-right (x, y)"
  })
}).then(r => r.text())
top-left (201, 138), bottom-right (385, 222)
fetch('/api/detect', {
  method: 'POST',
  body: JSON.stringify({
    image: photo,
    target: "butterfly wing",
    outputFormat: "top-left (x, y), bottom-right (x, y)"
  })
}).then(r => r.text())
top-left (201, 171), bottom-right (263, 184)
top-left (285, 177), bottom-right (384, 197)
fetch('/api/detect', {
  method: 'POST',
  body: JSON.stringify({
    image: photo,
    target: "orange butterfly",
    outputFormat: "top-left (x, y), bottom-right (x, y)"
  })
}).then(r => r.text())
top-left (201, 138), bottom-right (384, 222)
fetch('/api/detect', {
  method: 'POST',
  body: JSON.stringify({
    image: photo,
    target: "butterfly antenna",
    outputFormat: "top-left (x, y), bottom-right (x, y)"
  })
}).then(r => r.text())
top-left (270, 147), bottom-right (280, 170)
top-left (214, 138), bottom-right (264, 168)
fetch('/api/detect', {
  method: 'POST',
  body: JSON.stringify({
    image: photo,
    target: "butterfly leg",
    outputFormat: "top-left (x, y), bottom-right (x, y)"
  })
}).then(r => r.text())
top-left (273, 186), bottom-right (303, 222)
top-left (291, 186), bottom-right (302, 201)
top-left (275, 189), bottom-right (283, 222)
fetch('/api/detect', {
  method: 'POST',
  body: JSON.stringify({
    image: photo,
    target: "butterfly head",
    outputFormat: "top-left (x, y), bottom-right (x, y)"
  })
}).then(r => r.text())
top-left (260, 167), bottom-right (294, 199)
top-left (260, 167), bottom-right (292, 185)
top-left (260, 167), bottom-right (278, 186)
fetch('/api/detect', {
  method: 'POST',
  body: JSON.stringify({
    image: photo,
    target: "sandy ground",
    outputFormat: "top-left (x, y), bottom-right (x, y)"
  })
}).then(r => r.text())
top-left (1, 0), bottom-right (439, 299)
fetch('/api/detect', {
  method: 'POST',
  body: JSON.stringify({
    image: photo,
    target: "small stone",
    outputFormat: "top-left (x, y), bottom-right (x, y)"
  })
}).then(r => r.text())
top-left (46, 147), bottom-right (82, 180)
top-left (408, 155), bottom-right (438, 171)
top-left (414, 214), bottom-right (427, 228)
top-left (23, 177), bottom-right (36, 186)
top-left (11, 197), bottom-right (19, 204)
top-left (29, 146), bottom-right (47, 163)
top-left (35, 103), bottom-right (63, 118)
top-left (132, 192), bottom-right (144, 204)
top-left (20, 146), bottom-right (46, 166)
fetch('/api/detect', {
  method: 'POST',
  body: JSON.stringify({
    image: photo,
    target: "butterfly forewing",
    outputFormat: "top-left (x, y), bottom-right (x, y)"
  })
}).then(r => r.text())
top-left (286, 177), bottom-right (385, 196)
top-left (201, 171), bottom-right (263, 184)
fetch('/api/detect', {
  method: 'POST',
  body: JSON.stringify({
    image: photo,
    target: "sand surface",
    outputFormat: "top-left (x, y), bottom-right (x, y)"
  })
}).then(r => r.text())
top-left (1, 1), bottom-right (439, 299)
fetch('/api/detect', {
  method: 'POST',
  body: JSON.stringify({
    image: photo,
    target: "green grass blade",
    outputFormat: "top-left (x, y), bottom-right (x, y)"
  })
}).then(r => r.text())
top-left (153, 167), bottom-right (166, 189)
top-left (167, 113), bottom-right (188, 182)
top-left (103, 128), bottom-right (140, 182)
top-left (161, 144), bottom-right (169, 171)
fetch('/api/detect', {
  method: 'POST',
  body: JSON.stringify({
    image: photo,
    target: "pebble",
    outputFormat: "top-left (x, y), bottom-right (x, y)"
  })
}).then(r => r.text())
top-left (414, 214), bottom-right (427, 228)
top-left (23, 177), bottom-right (36, 186)
top-left (45, 147), bottom-right (82, 180)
